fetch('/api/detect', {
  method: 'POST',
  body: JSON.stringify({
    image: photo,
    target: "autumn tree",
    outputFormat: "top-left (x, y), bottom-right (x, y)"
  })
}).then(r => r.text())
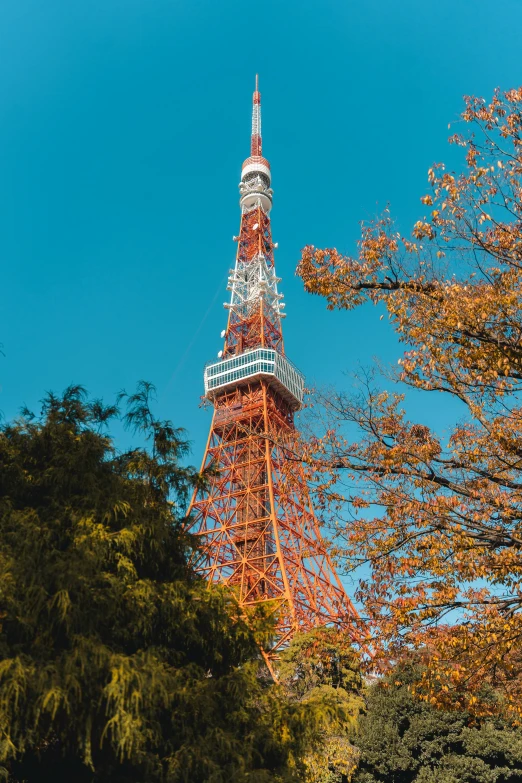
top-left (297, 87), bottom-right (522, 715)
top-left (0, 383), bottom-right (327, 782)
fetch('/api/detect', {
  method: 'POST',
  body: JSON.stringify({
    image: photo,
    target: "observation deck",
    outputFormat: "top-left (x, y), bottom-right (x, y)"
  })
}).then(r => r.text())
top-left (204, 348), bottom-right (305, 411)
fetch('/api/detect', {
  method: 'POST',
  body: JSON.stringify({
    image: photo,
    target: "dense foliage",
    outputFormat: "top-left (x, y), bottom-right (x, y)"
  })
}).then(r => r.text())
top-left (297, 87), bottom-right (522, 715)
top-left (353, 665), bottom-right (522, 783)
top-left (280, 628), bottom-right (364, 783)
top-left (0, 384), bottom-right (324, 782)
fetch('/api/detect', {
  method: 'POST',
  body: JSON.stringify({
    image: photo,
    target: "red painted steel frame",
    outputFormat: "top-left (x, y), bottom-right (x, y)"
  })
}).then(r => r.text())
top-left (188, 192), bottom-right (359, 655)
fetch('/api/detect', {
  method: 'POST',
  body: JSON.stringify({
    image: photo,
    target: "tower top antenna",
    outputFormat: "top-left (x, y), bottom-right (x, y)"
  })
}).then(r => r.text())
top-left (240, 74), bottom-right (272, 209)
top-left (251, 74), bottom-right (262, 157)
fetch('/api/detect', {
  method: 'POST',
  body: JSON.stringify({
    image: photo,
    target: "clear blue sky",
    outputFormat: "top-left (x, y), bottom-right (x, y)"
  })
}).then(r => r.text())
top-left (0, 0), bottom-right (521, 461)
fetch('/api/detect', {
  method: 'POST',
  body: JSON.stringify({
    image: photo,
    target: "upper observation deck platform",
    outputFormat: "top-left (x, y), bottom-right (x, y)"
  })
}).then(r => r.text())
top-left (204, 348), bottom-right (305, 411)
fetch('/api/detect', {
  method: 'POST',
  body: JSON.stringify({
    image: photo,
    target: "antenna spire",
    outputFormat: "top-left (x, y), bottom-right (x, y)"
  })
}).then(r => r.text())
top-left (251, 74), bottom-right (262, 156)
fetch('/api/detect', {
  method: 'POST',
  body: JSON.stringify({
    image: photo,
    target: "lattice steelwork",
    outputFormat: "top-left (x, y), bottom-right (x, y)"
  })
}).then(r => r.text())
top-left (187, 77), bottom-right (359, 655)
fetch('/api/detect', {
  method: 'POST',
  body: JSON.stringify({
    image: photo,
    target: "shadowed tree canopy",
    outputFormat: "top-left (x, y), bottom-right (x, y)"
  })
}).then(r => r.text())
top-left (297, 87), bottom-right (522, 715)
top-left (353, 664), bottom-right (522, 783)
top-left (0, 383), bottom-right (326, 782)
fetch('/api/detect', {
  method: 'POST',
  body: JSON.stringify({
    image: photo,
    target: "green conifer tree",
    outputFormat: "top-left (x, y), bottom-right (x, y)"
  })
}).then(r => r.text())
top-left (0, 383), bottom-right (322, 782)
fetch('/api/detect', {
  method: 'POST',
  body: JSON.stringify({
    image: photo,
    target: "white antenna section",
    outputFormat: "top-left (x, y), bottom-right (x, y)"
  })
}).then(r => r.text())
top-left (226, 253), bottom-right (285, 326)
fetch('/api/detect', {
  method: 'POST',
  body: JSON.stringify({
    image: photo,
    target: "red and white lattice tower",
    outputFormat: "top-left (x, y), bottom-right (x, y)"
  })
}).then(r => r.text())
top-left (187, 78), bottom-right (359, 654)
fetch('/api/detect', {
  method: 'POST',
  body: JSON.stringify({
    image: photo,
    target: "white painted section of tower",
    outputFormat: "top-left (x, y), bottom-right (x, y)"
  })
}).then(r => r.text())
top-left (252, 101), bottom-right (261, 141)
top-left (227, 252), bottom-right (284, 322)
top-left (239, 175), bottom-right (273, 212)
top-left (241, 161), bottom-right (271, 181)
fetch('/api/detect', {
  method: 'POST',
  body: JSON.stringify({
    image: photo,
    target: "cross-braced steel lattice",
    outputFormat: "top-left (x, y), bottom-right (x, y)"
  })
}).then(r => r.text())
top-left (188, 77), bottom-right (359, 654)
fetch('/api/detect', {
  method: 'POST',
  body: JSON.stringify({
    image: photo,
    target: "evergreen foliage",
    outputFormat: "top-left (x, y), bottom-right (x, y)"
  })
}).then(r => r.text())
top-left (280, 628), bottom-right (364, 783)
top-left (353, 665), bottom-right (522, 783)
top-left (0, 383), bottom-right (322, 782)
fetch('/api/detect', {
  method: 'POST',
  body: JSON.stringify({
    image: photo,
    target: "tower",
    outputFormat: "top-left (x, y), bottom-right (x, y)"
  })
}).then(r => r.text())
top-left (187, 78), bottom-right (358, 654)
